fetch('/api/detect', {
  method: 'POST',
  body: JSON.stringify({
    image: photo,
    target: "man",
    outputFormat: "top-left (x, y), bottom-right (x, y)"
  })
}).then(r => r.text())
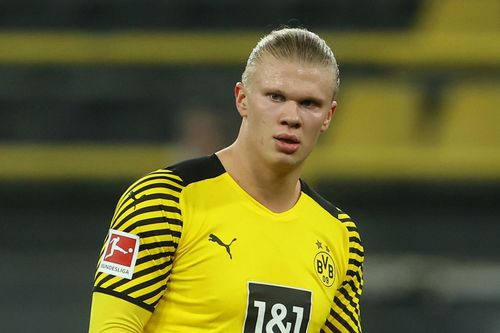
top-left (89, 27), bottom-right (364, 333)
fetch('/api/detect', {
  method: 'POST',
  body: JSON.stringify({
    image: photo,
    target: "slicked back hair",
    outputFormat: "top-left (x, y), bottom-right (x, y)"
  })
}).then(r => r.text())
top-left (242, 28), bottom-right (340, 99)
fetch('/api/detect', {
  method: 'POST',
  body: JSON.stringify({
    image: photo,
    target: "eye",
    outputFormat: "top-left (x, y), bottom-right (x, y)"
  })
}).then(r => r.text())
top-left (300, 99), bottom-right (320, 109)
top-left (268, 93), bottom-right (285, 102)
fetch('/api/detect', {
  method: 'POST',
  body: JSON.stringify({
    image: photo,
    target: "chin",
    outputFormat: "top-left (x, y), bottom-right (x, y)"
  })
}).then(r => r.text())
top-left (271, 152), bottom-right (307, 170)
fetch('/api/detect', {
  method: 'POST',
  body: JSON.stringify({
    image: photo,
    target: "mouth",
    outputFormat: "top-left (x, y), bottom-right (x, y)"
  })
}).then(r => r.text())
top-left (274, 134), bottom-right (300, 144)
top-left (274, 134), bottom-right (301, 154)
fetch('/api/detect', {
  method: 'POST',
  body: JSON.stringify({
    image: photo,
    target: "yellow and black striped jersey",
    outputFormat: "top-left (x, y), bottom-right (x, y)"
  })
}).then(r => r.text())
top-left (91, 154), bottom-right (364, 333)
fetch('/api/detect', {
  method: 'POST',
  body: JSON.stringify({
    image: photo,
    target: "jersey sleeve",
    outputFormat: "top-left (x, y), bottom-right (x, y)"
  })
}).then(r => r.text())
top-left (89, 292), bottom-right (151, 333)
top-left (322, 213), bottom-right (364, 333)
top-left (92, 169), bottom-right (185, 312)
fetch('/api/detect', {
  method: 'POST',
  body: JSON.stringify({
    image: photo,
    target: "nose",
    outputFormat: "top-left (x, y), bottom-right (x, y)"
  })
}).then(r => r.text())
top-left (280, 101), bottom-right (301, 128)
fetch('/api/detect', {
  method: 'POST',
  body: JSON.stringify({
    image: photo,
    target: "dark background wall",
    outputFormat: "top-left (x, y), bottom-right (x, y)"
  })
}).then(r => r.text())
top-left (1, 0), bottom-right (499, 332)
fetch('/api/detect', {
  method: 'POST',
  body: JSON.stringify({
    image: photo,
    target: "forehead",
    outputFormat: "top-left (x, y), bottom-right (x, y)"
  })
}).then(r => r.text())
top-left (251, 56), bottom-right (335, 100)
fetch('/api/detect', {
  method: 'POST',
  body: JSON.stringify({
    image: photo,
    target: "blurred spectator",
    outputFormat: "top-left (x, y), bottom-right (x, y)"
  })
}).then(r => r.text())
top-left (174, 103), bottom-right (227, 159)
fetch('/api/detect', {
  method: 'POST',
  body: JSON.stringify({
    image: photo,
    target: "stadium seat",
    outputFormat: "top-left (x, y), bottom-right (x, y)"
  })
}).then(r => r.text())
top-left (323, 79), bottom-right (423, 149)
top-left (416, 0), bottom-right (498, 32)
top-left (439, 81), bottom-right (500, 149)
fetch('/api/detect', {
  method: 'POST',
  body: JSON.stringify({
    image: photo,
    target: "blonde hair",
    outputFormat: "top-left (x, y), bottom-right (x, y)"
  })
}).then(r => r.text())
top-left (242, 28), bottom-right (340, 98)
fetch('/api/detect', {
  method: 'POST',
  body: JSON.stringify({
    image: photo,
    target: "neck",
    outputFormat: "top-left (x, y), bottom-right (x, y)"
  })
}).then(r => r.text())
top-left (216, 142), bottom-right (303, 213)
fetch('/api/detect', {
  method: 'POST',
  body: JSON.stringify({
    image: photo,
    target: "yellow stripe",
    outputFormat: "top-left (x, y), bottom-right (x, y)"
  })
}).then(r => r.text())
top-left (0, 143), bottom-right (177, 181)
top-left (97, 274), bottom-right (122, 288)
top-left (305, 146), bottom-right (500, 182)
top-left (0, 30), bottom-right (498, 66)
top-left (1, 143), bottom-right (500, 181)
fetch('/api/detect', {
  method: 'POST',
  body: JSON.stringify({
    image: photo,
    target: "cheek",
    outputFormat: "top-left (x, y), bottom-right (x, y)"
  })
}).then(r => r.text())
top-left (249, 103), bottom-right (273, 128)
top-left (245, 109), bottom-right (270, 145)
top-left (302, 119), bottom-right (327, 146)
top-left (306, 114), bottom-right (328, 133)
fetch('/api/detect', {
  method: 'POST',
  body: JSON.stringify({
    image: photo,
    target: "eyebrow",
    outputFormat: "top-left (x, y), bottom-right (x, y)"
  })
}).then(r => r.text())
top-left (262, 85), bottom-right (327, 105)
top-left (301, 97), bottom-right (324, 105)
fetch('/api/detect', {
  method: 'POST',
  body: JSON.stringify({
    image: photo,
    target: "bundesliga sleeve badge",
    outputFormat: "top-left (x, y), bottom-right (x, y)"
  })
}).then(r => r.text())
top-left (97, 229), bottom-right (140, 280)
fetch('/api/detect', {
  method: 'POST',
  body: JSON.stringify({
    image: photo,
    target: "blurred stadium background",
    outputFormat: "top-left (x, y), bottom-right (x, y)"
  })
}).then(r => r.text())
top-left (0, 0), bottom-right (499, 331)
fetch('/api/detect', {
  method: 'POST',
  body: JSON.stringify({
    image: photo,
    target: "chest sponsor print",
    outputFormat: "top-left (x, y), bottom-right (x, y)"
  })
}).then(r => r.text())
top-left (243, 282), bottom-right (312, 333)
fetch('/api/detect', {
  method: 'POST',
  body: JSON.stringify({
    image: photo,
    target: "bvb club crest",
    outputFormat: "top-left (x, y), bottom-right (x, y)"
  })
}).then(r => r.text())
top-left (314, 240), bottom-right (335, 287)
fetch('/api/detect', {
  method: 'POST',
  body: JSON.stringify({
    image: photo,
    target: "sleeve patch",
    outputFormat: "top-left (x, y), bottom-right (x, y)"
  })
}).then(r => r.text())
top-left (98, 229), bottom-right (140, 280)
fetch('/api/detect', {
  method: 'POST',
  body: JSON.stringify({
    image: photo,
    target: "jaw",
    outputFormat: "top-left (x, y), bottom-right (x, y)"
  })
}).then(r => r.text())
top-left (264, 144), bottom-right (311, 175)
top-left (234, 122), bottom-right (316, 175)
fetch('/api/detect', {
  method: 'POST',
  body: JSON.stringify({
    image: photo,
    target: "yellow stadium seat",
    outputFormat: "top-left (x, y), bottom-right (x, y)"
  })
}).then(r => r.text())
top-left (323, 79), bottom-right (423, 149)
top-left (439, 81), bottom-right (500, 148)
top-left (417, 0), bottom-right (498, 32)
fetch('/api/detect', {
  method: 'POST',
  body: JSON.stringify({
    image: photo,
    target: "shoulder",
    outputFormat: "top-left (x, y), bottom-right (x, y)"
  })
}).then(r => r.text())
top-left (122, 154), bottom-right (225, 197)
top-left (300, 180), bottom-right (362, 236)
top-left (166, 154), bottom-right (226, 186)
top-left (300, 180), bottom-right (345, 220)
top-left (301, 180), bottom-right (364, 277)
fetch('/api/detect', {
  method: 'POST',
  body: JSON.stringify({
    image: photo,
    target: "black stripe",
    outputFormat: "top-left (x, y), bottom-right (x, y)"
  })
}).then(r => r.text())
top-left (122, 272), bottom-right (169, 295)
top-left (131, 184), bottom-right (182, 199)
top-left (135, 174), bottom-right (184, 191)
top-left (130, 214), bottom-right (178, 227)
top-left (334, 296), bottom-right (359, 329)
top-left (95, 253), bottom-right (104, 272)
top-left (115, 205), bottom-right (180, 231)
top-left (140, 240), bottom-right (177, 251)
top-left (116, 191), bottom-right (180, 222)
top-left (339, 283), bottom-right (361, 301)
top-left (115, 193), bottom-right (181, 226)
top-left (137, 283), bottom-right (168, 303)
top-left (95, 233), bottom-right (110, 264)
top-left (137, 228), bottom-right (181, 239)
top-left (135, 258), bottom-right (172, 280)
top-left (347, 225), bottom-right (358, 231)
top-left (139, 249), bottom-right (176, 261)
top-left (147, 171), bottom-right (185, 187)
top-left (349, 258), bottom-right (362, 267)
top-left (339, 287), bottom-right (359, 313)
top-left (349, 236), bottom-right (362, 245)
top-left (107, 259), bottom-right (172, 290)
top-left (350, 247), bottom-right (364, 257)
top-left (300, 180), bottom-right (341, 219)
top-left (115, 178), bottom-right (182, 214)
top-left (121, 217), bottom-right (166, 233)
top-left (136, 251), bottom-right (172, 265)
top-left (167, 154), bottom-right (226, 186)
top-left (331, 309), bottom-right (357, 333)
top-left (324, 318), bottom-right (342, 333)
top-left (95, 273), bottom-right (115, 287)
top-left (123, 216), bottom-right (175, 231)
top-left (134, 258), bottom-right (172, 281)
top-left (93, 287), bottom-right (154, 312)
top-left (342, 280), bottom-right (361, 296)
top-left (150, 291), bottom-right (167, 308)
top-left (94, 271), bottom-right (103, 284)
top-left (163, 217), bottom-right (183, 226)
top-left (126, 217), bottom-right (183, 235)
top-left (114, 205), bottom-right (164, 229)
top-left (141, 169), bottom-right (183, 188)
top-left (346, 269), bottom-right (362, 284)
top-left (97, 247), bottom-right (105, 262)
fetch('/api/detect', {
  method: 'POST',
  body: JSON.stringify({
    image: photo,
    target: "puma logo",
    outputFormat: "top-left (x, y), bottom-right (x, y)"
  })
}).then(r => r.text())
top-left (209, 233), bottom-right (237, 259)
top-left (128, 190), bottom-right (147, 210)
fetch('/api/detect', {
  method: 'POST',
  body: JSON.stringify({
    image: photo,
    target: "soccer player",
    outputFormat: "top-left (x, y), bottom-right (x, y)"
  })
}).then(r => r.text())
top-left (89, 27), bottom-right (364, 333)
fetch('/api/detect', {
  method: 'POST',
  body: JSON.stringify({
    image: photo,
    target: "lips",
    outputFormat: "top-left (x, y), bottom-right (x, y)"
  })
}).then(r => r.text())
top-left (274, 134), bottom-right (300, 144)
top-left (274, 134), bottom-right (300, 154)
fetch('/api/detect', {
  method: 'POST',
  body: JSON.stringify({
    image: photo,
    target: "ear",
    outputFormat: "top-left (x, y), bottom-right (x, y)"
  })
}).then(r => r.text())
top-left (320, 100), bottom-right (337, 132)
top-left (235, 82), bottom-right (248, 117)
